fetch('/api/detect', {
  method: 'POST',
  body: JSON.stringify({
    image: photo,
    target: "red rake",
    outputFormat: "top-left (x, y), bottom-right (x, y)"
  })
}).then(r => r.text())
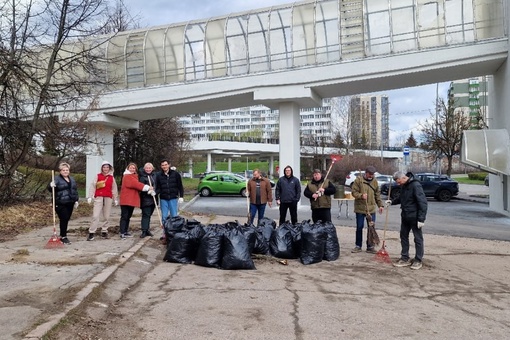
top-left (45, 170), bottom-right (64, 249)
top-left (375, 179), bottom-right (392, 263)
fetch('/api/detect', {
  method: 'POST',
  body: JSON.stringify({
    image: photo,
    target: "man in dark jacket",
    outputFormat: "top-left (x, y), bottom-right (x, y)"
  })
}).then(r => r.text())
top-left (155, 160), bottom-right (184, 223)
top-left (388, 171), bottom-right (428, 270)
top-left (275, 165), bottom-right (301, 225)
top-left (304, 169), bottom-right (336, 223)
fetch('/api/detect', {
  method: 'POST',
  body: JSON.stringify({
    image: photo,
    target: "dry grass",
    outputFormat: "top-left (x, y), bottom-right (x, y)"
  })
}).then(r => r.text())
top-left (0, 201), bottom-right (93, 242)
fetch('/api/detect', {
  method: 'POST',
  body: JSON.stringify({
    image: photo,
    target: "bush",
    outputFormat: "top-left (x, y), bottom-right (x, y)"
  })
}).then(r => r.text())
top-left (467, 172), bottom-right (487, 181)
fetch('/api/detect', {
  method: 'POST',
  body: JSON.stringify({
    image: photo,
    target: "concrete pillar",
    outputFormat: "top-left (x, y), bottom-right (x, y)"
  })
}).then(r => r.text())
top-left (269, 155), bottom-right (275, 179)
top-left (279, 102), bottom-right (301, 180)
top-left (85, 127), bottom-right (114, 198)
top-left (206, 153), bottom-right (212, 172)
top-left (188, 158), bottom-right (193, 177)
top-left (488, 0), bottom-right (510, 215)
top-left (228, 158), bottom-right (232, 172)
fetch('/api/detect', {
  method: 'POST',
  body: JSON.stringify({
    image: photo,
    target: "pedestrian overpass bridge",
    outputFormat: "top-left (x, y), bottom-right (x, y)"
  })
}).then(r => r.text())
top-left (71, 0), bottom-right (510, 215)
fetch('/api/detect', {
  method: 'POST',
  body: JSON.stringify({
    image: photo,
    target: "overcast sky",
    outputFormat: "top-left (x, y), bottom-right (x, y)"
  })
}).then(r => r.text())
top-left (122, 0), bottom-right (451, 146)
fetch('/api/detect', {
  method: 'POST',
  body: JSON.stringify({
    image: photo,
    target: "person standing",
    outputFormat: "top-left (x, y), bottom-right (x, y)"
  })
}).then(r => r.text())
top-left (155, 160), bottom-right (184, 223)
top-left (119, 163), bottom-right (152, 239)
top-left (351, 166), bottom-right (384, 254)
top-left (86, 161), bottom-right (118, 241)
top-left (304, 169), bottom-right (336, 223)
top-left (139, 162), bottom-right (157, 238)
top-left (388, 171), bottom-right (428, 270)
top-left (275, 165), bottom-right (301, 225)
top-left (47, 162), bottom-right (79, 245)
top-left (247, 169), bottom-right (273, 225)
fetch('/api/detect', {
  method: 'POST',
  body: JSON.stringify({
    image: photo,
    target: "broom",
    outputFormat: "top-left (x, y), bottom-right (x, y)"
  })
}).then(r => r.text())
top-left (375, 179), bottom-right (392, 263)
top-left (45, 170), bottom-right (64, 249)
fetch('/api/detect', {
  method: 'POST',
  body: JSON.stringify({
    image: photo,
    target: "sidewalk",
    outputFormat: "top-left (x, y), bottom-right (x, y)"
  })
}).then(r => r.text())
top-left (0, 184), bottom-right (506, 340)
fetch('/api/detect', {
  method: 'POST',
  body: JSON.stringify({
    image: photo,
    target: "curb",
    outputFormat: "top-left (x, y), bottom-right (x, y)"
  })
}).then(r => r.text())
top-left (23, 237), bottom-right (151, 339)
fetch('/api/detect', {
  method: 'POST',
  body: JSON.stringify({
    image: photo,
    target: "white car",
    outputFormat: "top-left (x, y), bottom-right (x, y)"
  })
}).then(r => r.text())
top-left (344, 170), bottom-right (380, 188)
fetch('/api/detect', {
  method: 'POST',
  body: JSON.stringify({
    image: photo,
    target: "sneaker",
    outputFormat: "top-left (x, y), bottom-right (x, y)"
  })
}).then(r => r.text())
top-left (101, 232), bottom-right (109, 239)
top-left (393, 258), bottom-right (412, 267)
top-left (410, 260), bottom-right (423, 270)
top-left (351, 247), bottom-right (362, 253)
top-left (366, 247), bottom-right (377, 254)
top-left (61, 237), bottom-right (71, 245)
top-left (124, 232), bottom-right (133, 238)
top-left (86, 233), bottom-right (95, 241)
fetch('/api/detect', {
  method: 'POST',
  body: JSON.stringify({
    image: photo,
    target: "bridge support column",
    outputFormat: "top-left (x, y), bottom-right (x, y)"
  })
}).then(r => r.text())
top-left (206, 153), bottom-right (212, 172)
top-left (489, 0), bottom-right (510, 215)
top-left (269, 156), bottom-right (275, 179)
top-left (228, 158), bottom-right (232, 172)
top-left (278, 102), bottom-right (301, 181)
top-left (85, 127), bottom-right (115, 198)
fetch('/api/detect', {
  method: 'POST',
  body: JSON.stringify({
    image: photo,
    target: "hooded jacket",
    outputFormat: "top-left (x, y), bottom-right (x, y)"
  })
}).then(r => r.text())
top-left (275, 166), bottom-right (301, 203)
top-left (392, 173), bottom-right (428, 222)
top-left (119, 169), bottom-right (147, 208)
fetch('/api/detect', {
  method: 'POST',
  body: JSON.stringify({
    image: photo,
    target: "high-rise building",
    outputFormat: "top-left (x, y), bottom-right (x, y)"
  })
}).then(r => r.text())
top-left (448, 76), bottom-right (490, 129)
top-left (179, 99), bottom-right (333, 144)
top-left (349, 95), bottom-right (389, 150)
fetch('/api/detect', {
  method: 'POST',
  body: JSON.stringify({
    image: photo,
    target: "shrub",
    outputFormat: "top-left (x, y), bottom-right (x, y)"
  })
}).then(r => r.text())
top-left (467, 172), bottom-right (487, 181)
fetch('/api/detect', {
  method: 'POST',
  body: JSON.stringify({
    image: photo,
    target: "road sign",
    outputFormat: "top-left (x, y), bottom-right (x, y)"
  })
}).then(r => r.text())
top-left (403, 147), bottom-right (410, 156)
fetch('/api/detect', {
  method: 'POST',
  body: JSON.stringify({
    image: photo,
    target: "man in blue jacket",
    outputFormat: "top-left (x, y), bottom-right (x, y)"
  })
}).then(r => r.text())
top-left (275, 165), bottom-right (301, 225)
top-left (388, 171), bottom-right (428, 270)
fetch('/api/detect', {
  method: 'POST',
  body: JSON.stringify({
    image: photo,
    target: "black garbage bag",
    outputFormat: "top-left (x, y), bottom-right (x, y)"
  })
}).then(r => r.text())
top-left (221, 227), bottom-right (255, 270)
top-left (269, 222), bottom-right (299, 259)
top-left (259, 217), bottom-right (276, 229)
top-left (300, 221), bottom-right (327, 265)
top-left (194, 224), bottom-right (226, 268)
top-left (164, 216), bottom-right (186, 244)
top-left (241, 223), bottom-right (258, 254)
top-left (163, 231), bottom-right (197, 264)
top-left (259, 218), bottom-right (276, 245)
top-left (322, 221), bottom-right (340, 261)
top-left (252, 225), bottom-right (270, 255)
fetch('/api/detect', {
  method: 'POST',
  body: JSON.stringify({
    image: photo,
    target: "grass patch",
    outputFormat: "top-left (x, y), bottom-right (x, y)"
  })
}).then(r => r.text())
top-left (454, 176), bottom-right (484, 185)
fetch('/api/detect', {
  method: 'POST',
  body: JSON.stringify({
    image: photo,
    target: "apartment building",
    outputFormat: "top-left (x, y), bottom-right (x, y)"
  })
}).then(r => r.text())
top-left (179, 99), bottom-right (333, 144)
top-left (448, 76), bottom-right (490, 129)
top-left (349, 95), bottom-right (389, 150)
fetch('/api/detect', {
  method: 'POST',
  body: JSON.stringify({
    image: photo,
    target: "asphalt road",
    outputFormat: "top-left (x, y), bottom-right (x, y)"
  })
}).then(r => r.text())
top-left (183, 193), bottom-right (510, 242)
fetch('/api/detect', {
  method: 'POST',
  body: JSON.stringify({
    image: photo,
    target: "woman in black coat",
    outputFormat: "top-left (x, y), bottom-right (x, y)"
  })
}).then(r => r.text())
top-left (138, 163), bottom-right (157, 238)
top-left (47, 162), bottom-right (79, 244)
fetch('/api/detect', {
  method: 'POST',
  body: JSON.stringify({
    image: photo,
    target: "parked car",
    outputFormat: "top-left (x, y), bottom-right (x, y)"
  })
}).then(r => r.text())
top-left (375, 175), bottom-right (393, 187)
top-left (198, 172), bottom-right (247, 197)
top-left (344, 170), bottom-right (380, 187)
top-left (484, 174), bottom-right (489, 186)
top-left (380, 173), bottom-right (459, 202)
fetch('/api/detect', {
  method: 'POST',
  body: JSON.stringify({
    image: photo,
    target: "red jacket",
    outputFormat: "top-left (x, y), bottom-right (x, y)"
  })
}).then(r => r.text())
top-left (119, 171), bottom-right (146, 207)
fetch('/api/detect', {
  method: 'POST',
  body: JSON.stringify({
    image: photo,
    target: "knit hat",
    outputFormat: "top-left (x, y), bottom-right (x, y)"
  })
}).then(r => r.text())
top-left (101, 161), bottom-right (113, 169)
top-left (365, 166), bottom-right (377, 174)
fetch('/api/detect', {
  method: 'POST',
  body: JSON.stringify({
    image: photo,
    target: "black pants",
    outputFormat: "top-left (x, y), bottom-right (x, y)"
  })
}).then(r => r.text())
top-left (141, 205), bottom-right (155, 231)
top-left (119, 205), bottom-right (135, 234)
top-left (55, 202), bottom-right (74, 237)
top-left (279, 202), bottom-right (298, 225)
top-left (311, 208), bottom-right (331, 223)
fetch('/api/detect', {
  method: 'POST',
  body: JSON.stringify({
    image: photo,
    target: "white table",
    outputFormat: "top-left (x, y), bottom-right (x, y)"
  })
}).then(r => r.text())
top-left (332, 198), bottom-right (355, 219)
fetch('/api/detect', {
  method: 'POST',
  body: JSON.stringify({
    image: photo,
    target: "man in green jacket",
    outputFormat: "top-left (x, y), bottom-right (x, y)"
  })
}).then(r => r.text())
top-left (304, 169), bottom-right (336, 223)
top-left (351, 166), bottom-right (384, 254)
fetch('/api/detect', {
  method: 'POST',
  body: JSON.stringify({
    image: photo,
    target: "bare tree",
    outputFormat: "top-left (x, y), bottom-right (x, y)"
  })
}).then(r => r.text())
top-left (330, 96), bottom-right (352, 153)
top-left (420, 97), bottom-right (471, 176)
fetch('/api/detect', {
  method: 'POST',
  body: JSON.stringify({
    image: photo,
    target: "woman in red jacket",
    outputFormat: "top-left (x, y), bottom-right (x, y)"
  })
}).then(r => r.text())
top-left (119, 162), bottom-right (152, 239)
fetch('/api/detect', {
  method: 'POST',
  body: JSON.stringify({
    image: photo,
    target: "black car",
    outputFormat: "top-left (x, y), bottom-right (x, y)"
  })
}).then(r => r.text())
top-left (381, 173), bottom-right (459, 202)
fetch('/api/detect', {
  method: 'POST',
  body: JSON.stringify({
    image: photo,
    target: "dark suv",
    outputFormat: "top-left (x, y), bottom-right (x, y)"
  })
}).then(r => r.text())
top-left (381, 173), bottom-right (459, 202)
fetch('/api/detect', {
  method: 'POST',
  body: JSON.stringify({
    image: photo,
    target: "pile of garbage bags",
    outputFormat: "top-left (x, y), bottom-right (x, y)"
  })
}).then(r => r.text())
top-left (162, 216), bottom-right (340, 270)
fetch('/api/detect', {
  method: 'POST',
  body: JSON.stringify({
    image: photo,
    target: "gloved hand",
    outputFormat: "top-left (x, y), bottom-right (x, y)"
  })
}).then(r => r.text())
top-left (74, 201), bottom-right (79, 209)
top-left (87, 197), bottom-right (93, 204)
top-left (417, 221), bottom-right (425, 229)
top-left (385, 200), bottom-right (392, 207)
top-left (114, 199), bottom-right (119, 206)
top-left (49, 181), bottom-right (56, 188)
top-left (148, 190), bottom-right (156, 196)
top-left (178, 197), bottom-right (184, 204)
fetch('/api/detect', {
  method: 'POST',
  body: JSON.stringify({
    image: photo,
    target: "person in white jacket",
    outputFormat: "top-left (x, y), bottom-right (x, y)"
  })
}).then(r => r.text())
top-left (86, 161), bottom-right (119, 241)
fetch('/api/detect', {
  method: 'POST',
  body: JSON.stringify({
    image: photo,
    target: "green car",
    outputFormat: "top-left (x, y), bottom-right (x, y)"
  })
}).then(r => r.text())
top-left (198, 172), bottom-right (247, 197)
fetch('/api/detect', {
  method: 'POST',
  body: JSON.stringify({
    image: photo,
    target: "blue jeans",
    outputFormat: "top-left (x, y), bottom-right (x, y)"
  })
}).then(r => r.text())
top-left (355, 212), bottom-right (376, 249)
top-left (160, 198), bottom-right (178, 224)
top-left (249, 203), bottom-right (266, 225)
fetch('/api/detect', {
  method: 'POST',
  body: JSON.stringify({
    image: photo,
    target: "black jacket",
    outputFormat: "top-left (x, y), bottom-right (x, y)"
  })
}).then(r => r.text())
top-left (275, 167), bottom-right (301, 203)
top-left (47, 175), bottom-right (79, 205)
top-left (155, 170), bottom-right (184, 200)
top-left (392, 173), bottom-right (428, 222)
top-left (139, 170), bottom-right (157, 208)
